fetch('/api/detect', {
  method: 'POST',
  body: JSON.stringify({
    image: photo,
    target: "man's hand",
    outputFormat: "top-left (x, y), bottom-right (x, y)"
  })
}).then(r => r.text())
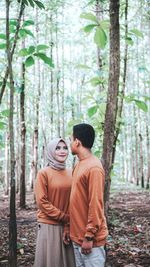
top-left (62, 231), bottom-right (70, 245)
top-left (81, 238), bottom-right (93, 254)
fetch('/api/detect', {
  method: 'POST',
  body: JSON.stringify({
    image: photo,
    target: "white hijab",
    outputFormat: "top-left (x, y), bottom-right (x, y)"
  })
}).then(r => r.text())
top-left (46, 138), bottom-right (68, 170)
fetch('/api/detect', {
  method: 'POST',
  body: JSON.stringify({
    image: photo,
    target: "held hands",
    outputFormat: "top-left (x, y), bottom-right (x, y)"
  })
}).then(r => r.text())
top-left (63, 231), bottom-right (71, 245)
top-left (81, 238), bottom-right (93, 255)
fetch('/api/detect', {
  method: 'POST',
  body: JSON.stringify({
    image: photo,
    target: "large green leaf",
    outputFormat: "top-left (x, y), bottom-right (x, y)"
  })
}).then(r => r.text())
top-left (19, 29), bottom-right (34, 38)
top-left (1, 110), bottom-right (10, 117)
top-left (126, 37), bottom-right (134, 45)
top-left (25, 56), bottom-right (35, 67)
top-left (19, 48), bottom-right (30, 56)
top-left (134, 100), bottom-right (148, 112)
top-left (0, 43), bottom-right (6, 49)
top-left (0, 34), bottom-right (6, 40)
top-left (27, 0), bottom-right (34, 7)
top-left (80, 12), bottom-right (99, 24)
top-left (89, 77), bottom-right (101, 86)
top-left (37, 44), bottom-right (49, 51)
top-left (94, 27), bottom-right (107, 49)
top-left (0, 121), bottom-right (6, 130)
top-left (83, 24), bottom-right (97, 33)
top-left (28, 45), bottom-right (35, 54)
top-left (88, 106), bottom-right (98, 117)
top-left (34, 53), bottom-right (54, 67)
top-left (34, 0), bottom-right (45, 9)
top-left (130, 28), bottom-right (143, 38)
top-left (23, 20), bottom-right (34, 27)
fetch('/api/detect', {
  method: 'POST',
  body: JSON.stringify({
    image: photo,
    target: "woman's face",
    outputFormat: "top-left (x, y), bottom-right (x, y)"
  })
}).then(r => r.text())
top-left (54, 141), bottom-right (68, 162)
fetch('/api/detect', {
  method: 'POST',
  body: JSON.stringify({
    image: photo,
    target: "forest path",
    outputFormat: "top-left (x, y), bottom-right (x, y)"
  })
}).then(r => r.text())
top-left (0, 185), bottom-right (149, 267)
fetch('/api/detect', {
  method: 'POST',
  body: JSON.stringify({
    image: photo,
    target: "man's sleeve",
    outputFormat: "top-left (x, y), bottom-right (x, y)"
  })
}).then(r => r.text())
top-left (35, 170), bottom-right (69, 223)
top-left (85, 167), bottom-right (105, 238)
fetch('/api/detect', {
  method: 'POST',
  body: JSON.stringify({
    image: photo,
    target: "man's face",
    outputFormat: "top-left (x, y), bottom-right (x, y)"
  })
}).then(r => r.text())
top-left (70, 134), bottom-right (77, 155)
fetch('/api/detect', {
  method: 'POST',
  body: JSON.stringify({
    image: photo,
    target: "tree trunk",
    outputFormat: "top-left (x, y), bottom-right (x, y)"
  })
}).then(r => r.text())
top-left (20, 62), bottom-right (26, 208)
top-left (0, 1), bottom-right (25, 105)
top-left (112, 0), bottom-right (128, 165)
top-left (6, 0), bottom-right (17, 266)
top-left (102, 0), bottom-right (120, 213)
top-left (4, 132), bottom-right (9, 195)
top-left (139, 134), bottom-right (144, 188)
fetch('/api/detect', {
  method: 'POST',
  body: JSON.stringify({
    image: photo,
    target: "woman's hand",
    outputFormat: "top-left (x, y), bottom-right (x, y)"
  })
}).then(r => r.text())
top-left (63, 231), bottom-right (71, 245)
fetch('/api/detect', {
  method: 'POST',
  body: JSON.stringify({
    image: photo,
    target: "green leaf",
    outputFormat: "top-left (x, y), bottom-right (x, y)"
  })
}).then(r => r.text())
top-left (80, 12), bottom-right (99, 24)
top-left (100, 20), bottom-right (110, 30)
top-left (19, 48), bottom-right (30, 56)
top-left (0, 43), bottom-right (6, 49)
top-left (23, 20), bottom-right (34, 27)
top-left (9, 20), bottom-right (17, 26)
top-left (34, 53), bottom-right (54, 67)
top-left (23, 0), bottom-right (29, 5)
top-left (130, 28), bottom-right (143, 38)
top-left (134, 100), bottom-right (148, 112)
top-left (94, 27), bottom-right (107, 49)
top-left (1, 109), bottom-right (10, 117)
top-left (126, 37), bottom-right (134, 45)
top-left (27, 0), bottom-right (34, 7)
top-left (23, 29), bottom-right (34, 37)
top-left (19, 29), bottom-right (34, 38)
top-left (83, 24), bottom-right (97, 33)
top-left (25, 56), bottom-right (35, 67)
top-left (28, 45), bottom-right (35, 54)
top-left (37, 44), bottom-right (49, 51)
top-left (0, 121), bottom-right (6, 130)
top-left (88, 106), bottom-right (98, 117)
top-left (0, 34), bottom-right (6, 40)
top-left (34, 0), bottom-right (45, 9)
top-left (89, 77), bottom-right (102, 86)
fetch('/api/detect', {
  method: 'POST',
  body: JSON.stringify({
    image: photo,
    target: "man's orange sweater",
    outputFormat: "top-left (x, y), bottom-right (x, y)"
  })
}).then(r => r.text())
top-left (70, 155), bottom-right (108, 247)
top-left (35, 166), bottom-right (72, 225)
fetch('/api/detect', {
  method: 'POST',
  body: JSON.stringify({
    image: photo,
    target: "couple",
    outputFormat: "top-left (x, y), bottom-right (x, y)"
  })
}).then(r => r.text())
top-left (34, 123), bottom-right (108, 267)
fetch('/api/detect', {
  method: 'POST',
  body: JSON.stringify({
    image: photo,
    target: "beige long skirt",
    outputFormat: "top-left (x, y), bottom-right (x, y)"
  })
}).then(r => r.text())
top-left (34, 223), bottom-right (76, 267)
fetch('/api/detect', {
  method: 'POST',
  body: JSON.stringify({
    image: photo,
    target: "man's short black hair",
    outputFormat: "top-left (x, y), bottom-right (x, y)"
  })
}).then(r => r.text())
top-left (73, 123), bottom-right (95, 149)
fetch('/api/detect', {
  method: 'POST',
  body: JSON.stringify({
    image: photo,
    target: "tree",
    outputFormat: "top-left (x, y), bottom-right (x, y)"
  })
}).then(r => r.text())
top-left (102, 0), bottom-right (120, 213)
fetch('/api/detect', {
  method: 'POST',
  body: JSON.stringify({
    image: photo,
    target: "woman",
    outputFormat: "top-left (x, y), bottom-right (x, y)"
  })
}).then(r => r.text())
top-left (34, 138), bottom-right (75, 267)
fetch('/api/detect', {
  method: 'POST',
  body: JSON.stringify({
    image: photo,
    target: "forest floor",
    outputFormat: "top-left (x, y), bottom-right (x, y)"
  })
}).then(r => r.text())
top-left (0, 183), bottom-right (150, 267)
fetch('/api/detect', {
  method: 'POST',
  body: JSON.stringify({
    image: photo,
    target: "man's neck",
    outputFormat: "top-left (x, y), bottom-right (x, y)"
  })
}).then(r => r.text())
top-left (77, 148), bottom-right (92, 161)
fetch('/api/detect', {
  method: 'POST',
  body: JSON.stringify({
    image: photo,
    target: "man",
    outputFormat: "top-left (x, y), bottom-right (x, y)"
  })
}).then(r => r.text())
top-left (69, 123), bottom-right (108, 267)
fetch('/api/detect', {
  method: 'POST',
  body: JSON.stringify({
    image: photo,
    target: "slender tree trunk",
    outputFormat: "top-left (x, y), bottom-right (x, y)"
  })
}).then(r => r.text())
top-left (0, 1), bottom-right (25, 105)
top-left (102, 0), bottom-right (120, 213)
top-left (20, 62), bottom-right (26, 208)
top-left (139, 134), bottom-right (144, 188)
top-left (50, 13), bottom-right (54, 138)
top-left (4, 132), bottom-right (9, 195)
top-left (56, 11), bottom-right (61, 137)
top-left (6, 1), bottom-right (17, 266)
top-left (112, 0), bottom-right (128, 165)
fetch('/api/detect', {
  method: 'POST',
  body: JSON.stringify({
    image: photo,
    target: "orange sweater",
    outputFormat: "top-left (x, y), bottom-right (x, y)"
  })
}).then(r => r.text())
top-left (35, 166), bottom-right (72, 225)
top-left (70, 155), bottom-right (108, 247)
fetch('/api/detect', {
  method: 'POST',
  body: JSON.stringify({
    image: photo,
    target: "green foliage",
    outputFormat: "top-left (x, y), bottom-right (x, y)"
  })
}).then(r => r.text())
top-left (80, 12), bottom-right (108, 49)
top-left (34, 53), bottom-right (54, 67)
top-left (19, 28), bottom-right (34, 38)
top-left (80, 12), bottom-right (99, 24)
top-left (25, 56), bottom-right (35, 67)
top-left (125, 95), bottom-right (148, 112)
top-left (0, 43), bottom-right (6, 49)
top-left (23, 20), bottom-right (34, 27)
top-left (0, 34), bottom-right (6, 40)
top-left (76, 64), bottom-right (91, 70)
top-left (17, 0), bottom-right (45, 9)
top-left (37, 44), bottom-right (49, 51)
top-left (88, 105), bottom-right (98, 117)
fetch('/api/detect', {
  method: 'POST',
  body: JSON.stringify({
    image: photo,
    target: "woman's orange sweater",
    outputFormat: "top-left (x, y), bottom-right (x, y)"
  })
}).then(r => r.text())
top-left (35, 166), bottom-right (72, 225)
